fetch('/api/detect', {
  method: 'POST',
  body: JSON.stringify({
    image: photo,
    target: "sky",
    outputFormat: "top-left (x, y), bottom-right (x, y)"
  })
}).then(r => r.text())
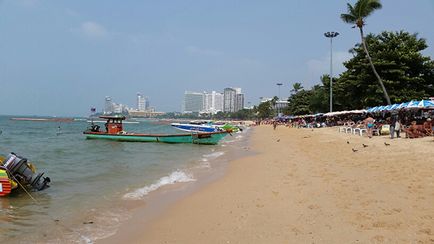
top-left (1, 0), bottom-right (434, 116)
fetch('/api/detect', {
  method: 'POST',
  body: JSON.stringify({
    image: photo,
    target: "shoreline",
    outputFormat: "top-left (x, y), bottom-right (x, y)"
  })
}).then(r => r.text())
top-left (98, 129), bottom-right (254, 243)
top-left (101, 125), bottom-right (434, 243)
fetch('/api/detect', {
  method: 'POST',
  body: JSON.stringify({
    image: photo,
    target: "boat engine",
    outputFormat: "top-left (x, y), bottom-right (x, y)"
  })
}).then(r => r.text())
top-left (1, 153), bottom-right (50, 191)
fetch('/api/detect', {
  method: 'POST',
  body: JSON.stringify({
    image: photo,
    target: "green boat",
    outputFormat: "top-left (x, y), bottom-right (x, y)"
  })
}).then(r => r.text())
top-left (83, 116), bottom-right (228, 145)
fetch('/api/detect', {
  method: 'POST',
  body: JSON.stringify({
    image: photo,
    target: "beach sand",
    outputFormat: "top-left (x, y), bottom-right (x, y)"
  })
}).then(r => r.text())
top-left (101, 125), bottom-right (434, 243)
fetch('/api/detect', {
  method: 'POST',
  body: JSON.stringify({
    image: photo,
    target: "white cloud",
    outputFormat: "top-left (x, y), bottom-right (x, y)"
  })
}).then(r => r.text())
top-left (305, 51), bottom-right (352, 84)
top-left (185, 46), bottom-right (222, 57)
top-left (80, 21), bottom-right (108, 39)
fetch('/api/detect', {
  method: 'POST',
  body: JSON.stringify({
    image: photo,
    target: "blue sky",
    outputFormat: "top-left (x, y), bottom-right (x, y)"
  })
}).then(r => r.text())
top-left (1, 0), bottom-right (433, 116)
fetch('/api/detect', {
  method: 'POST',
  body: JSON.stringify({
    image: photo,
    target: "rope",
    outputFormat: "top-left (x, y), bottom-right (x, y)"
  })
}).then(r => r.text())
top-left (4, 168), bottom-right (39, 204)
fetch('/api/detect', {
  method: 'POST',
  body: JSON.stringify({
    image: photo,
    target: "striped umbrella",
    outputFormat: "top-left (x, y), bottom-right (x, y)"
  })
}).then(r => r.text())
top-left (407, 100), bottom-right (422, 108)
top-left (397, 102), bottom-right (410, 109)
top-left (416, 100), bottom-right (434, 108)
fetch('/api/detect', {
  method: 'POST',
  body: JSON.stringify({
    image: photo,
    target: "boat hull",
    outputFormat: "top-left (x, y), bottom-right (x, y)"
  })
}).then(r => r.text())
top-left (171, 123), bottom-right (218, 133)
top-left (83, 131), bottom-right (228, 145)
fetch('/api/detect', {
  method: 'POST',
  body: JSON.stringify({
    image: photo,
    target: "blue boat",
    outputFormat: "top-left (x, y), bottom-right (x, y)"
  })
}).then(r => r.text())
top-left (171, 122), bottom-right (219, 133)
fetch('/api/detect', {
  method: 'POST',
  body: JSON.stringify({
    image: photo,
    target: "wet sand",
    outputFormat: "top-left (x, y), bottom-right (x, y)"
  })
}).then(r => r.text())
top-left (101, 125), bottom-right (434, 243)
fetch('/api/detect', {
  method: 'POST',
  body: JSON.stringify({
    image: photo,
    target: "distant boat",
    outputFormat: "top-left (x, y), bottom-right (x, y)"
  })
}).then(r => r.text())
top-left (171, 121), bottom-right (219, 133)
top-left (171, 121), bottom-right (242, 133)
top-left (84, 116), bottom-right (228, 145)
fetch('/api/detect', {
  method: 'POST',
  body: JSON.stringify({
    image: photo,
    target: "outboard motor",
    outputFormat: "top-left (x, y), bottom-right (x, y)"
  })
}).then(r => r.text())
top-left (1, 153), bottom-right (50, 191)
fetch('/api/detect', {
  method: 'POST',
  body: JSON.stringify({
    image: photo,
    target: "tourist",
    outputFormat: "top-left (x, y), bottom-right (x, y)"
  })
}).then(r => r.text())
top-left (390, 114), bottom-right (398, 139)
top-left (423, 118), bottom-right (433, 136)
top-left (364, 114), bottom-right (375, 138)
top-left (404, 121), bottom-right (424, 139)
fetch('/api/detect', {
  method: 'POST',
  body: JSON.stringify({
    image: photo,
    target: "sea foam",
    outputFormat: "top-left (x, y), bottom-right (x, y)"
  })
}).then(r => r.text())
top-left (123, 170), bottom-right (195, 200)
top-left (203, 151), bottom-right (225, 159)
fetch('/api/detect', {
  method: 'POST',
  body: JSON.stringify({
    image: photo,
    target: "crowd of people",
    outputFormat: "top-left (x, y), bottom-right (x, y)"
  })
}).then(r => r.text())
top-left (256, 108), bottom-right (434, 139)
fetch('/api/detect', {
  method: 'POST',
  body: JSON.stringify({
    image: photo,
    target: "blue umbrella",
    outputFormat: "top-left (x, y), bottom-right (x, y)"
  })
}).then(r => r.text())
top-left (384, 104), bottom-right (394, 111)
top-left (397, 102), bottom-right (410, 109)
top-left (367, 107), bottom-right (376, 112)
top-left (407, 100), bottom-right (421, 108)
top-left (378, 106), bottom-right (387, 111)
top-left (417, 100), bottom-right (434, 108)
top-left (392, 103), bottom-right (400, 110)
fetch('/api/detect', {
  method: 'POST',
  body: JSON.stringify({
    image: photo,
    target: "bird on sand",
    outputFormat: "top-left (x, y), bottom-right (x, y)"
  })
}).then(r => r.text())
top-left (352, 148), bottom-right (358, 152)
top-left (347, 141), bottom-right (350, 144)
top-left (362, 144), bottom-right (368, 148)
top-left (384, 142), bottom-right (390, 146)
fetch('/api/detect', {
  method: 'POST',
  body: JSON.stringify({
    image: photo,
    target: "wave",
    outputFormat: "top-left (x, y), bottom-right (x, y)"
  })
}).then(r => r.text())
top-left (123, 170), bottom-right (196, 200)
top-left (203, 151), bottom-right (225, 159)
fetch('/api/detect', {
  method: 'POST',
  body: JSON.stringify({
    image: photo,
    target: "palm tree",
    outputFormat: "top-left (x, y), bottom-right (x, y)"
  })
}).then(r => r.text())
top-left (291, 82), bottom-right (304, 94)
top-left (341, 0), bottom-right (391, 105)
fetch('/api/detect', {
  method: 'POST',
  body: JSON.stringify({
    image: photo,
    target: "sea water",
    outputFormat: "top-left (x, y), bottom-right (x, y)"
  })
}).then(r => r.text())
top-left (0, 116), bottom-right (249, 243)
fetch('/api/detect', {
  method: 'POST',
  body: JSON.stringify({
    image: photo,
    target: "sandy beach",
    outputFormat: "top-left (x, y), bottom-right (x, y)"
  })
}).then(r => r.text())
top-left (102, 125), bottom-right (434, 243)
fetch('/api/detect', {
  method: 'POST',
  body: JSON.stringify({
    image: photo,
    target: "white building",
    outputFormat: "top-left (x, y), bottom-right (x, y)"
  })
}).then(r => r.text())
top-left (202, 91), bottom-right (223, 114)
top-left (104, 96), bottom-right (113, 114)
top-left (223, 87), bottom-right (244, 112)
top-left (183, 91), bottom-right (204, 113)
top-left (137, 93), bottom-right (146, 111)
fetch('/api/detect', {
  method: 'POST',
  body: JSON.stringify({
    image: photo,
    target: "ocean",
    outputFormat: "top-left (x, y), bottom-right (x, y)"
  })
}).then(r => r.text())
top-left (0, 116), bottom-right (250, 243)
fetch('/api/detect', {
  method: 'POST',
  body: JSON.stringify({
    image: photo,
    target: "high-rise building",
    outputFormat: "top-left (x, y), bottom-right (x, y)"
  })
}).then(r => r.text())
top-left (183, 91), bottom-right (204, 113)
top-left (202, 91), bottom-right (224, 114)
top-left (104, 96), bottom-right (113, 114)
top-left (235, 93), bottom-right (245, 112)
top-left (137, 93), bottom-right (146, 111)
top-left (223, 88), bottom-right (236, 112)
top-left (213, 91), bottom-right (224, 113)
top-left (223, 88), bottom-right (244, 112)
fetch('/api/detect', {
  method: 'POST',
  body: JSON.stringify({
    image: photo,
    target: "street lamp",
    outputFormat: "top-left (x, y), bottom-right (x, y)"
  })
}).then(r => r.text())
top-left (276, 83), bottom-right (283, 100)
top-left (324, 31), bottom-right (339, 112)
top-left (276, 83), bottom-right (283, 115)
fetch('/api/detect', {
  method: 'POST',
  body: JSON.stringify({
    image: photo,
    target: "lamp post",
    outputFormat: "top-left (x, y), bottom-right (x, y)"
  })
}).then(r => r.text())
top-left (324, 31), bottom-right (339, 112)
top-left (276, 83), bottom-right (283, 115)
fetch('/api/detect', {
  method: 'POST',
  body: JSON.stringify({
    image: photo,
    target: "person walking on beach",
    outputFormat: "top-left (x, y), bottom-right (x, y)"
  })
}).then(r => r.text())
top-left (394, 118), bottom-right (401, 138)
top-left (273, 120), bottom-right (278, 130)
top-left (390, 114), bottom-right (398, 139)
top-left (364, 114), bottom-right (375, 138)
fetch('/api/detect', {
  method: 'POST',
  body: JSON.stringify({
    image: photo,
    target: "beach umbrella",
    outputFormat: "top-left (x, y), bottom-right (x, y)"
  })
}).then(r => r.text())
top-left (367, 107), bottom-right (375, 112)
top-left (389, 103), bottom-right (400, 110)
top-left (369, 106), bottom-right (379, 112)
top-left (383, 105), bottom-right (394, 111)
top-left (407, 100), bottom-right (421, 108)
top-left (397, 102), bottom-right (410, 109)
top-left (416, 100), bottom-right (434, 108)
top-left (377, 106), bottom-right (387, 111)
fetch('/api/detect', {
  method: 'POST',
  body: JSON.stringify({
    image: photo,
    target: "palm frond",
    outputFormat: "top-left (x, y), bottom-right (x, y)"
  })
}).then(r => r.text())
top-left (346, 3), bottom-right (355, 15)
top-left (341, 13), bottom-right (357, 24)
top-left (365, 0), bottom-right (382, 17)
top-left (341, 3), bottom-right (357, 24)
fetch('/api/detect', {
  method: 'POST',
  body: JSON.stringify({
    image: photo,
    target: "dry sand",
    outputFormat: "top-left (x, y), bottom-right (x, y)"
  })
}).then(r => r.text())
top-left (102, 125), bottom-right (434, 243)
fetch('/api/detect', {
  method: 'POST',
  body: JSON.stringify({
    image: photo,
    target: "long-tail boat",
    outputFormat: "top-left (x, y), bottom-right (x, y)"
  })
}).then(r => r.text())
top-left (83, 116), bottom-right (229, 145)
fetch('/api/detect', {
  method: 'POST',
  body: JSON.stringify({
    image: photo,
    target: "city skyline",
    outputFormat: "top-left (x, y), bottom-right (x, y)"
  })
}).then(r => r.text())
top-left (1, 1), bottom-right (434, 116)
top-left (183, 87), bottom-right (244, 114)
